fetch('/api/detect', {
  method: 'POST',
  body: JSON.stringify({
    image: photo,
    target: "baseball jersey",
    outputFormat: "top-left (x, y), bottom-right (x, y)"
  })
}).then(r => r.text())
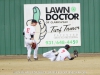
top-left (56, 48), bottom-right (71, 61)
top-left (24, 25), bottom-right (35, 39)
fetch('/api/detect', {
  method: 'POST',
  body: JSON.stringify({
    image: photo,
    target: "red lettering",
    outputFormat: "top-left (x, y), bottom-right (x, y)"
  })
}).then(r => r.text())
top-left (61, 50), bottom-right (65, 53)
top-left (27, 28), bottom-right (30, 33)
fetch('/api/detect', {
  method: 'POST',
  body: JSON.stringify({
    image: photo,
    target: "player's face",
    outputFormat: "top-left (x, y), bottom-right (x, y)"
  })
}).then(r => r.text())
top-left (31, 22), bottom-right (37, 26)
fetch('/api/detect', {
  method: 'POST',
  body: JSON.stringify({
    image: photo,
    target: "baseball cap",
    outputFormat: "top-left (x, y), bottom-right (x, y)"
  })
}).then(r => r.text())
top-left (65, 44), bottom-right (70, 49)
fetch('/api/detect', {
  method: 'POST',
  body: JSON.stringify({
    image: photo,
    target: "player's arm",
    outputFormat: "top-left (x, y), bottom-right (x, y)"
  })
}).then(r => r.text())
top-left (30, 31), bottom-right (34, 40)
top-left (67, 54), bottom-right (74, 60)
top-left (69, 57), bottom-right (74, 60)
top-left (30, 28), bottom-right (35, 40)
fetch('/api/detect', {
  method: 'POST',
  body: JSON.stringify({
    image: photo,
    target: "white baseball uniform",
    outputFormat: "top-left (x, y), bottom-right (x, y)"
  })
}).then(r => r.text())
top-left (56, 48), bottom-right (71, 61)
top-left (23, 25), bottom-right (38, 59)
top-left (43, 48), bottom-right (71, 61)
top-left (43, 50), bottom-right (56, 61)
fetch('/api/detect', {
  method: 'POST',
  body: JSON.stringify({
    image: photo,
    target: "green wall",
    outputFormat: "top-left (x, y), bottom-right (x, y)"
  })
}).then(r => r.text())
top-left (0, 0), bottom-right (100, 55)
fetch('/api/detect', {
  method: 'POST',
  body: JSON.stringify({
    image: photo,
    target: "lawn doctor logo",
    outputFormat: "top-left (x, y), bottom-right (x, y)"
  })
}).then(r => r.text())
top-left (46, 7), bottom-right (79, 20)
top-left (26, 6), bottom-right (47, 44)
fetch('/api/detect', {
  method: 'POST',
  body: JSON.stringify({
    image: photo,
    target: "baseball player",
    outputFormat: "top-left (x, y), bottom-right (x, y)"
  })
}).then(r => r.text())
top-left (43, 44), bottom-right (74, 61)
top-left (23, 19), bottom-right (38, 61)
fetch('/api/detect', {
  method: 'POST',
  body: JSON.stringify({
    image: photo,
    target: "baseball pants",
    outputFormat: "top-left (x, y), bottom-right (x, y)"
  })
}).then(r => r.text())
top-left (25, 38), bottom-right (38, 59)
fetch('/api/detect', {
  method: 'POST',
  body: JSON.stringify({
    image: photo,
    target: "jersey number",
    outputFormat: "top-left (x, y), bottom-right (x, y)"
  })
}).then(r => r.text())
top-left (27, 28), bottom-right (30, 33)
top-left (61, 50), bottom-right (65, 53)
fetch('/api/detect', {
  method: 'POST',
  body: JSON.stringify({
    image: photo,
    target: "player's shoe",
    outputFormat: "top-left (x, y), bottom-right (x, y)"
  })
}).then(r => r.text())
top-left (55, 52), bottom-right (59, 56)
top-left (52, 49), bottom-right (56, 52)
top-left (27, 57), bottom-right (31, 62)
top-left (34, 58), bottom-right (38, 60)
